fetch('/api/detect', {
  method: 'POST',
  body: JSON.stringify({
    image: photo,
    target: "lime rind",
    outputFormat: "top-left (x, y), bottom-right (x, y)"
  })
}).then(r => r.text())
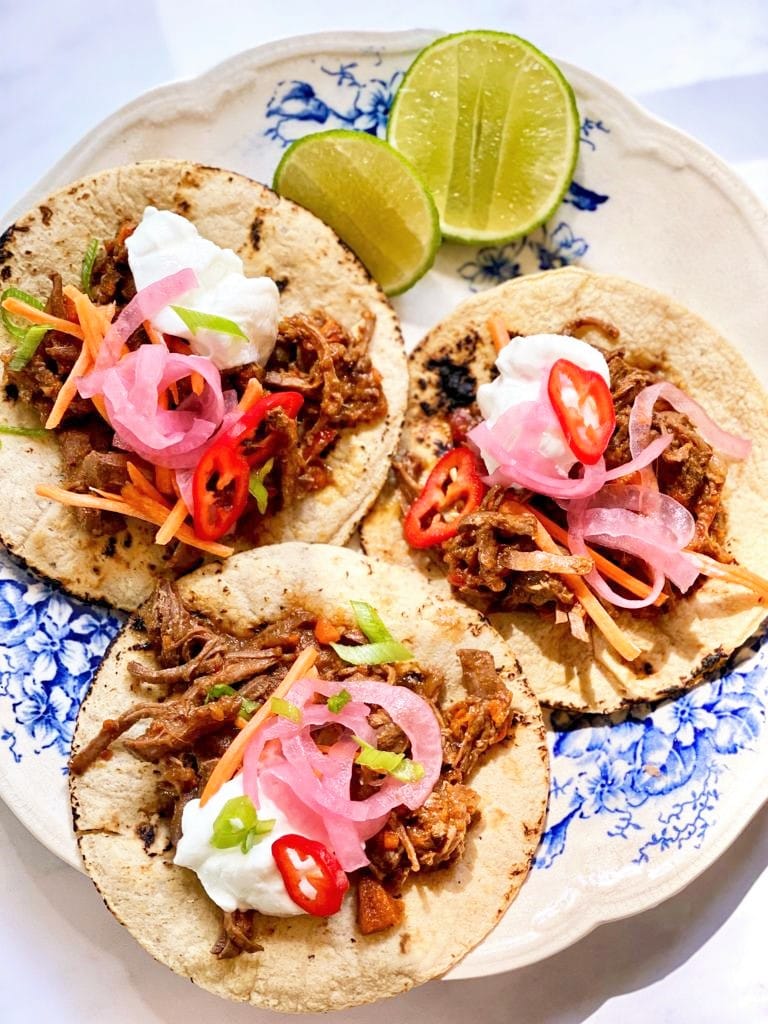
top-left (387, 30), bottom-right (580, 246)
top-left (273, 129), bottom-right (441, 296)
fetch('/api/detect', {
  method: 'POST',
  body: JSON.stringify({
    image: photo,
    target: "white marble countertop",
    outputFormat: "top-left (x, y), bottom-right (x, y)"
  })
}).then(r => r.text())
top-left (2, 2), bottom-right (767, 1021)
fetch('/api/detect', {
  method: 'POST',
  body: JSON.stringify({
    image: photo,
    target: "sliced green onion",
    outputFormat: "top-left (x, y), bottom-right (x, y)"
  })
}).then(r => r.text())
top-left (248, 457), bottom-right (274, 515)
top-left (327, 689), bottom-right (352, 714)
top-left (80, 238), bottom-right (100, 295)
top-left (0, 424), bottom-right (49, 437)
top-left (170, 305), bottom-right (247, 340)
top-left (390, 758), bottom-right (425, 783)
top-left (349, 601), bottom-right (393, 644)
top-left (205, 683), bottom-right (237, 703)
top-left (353, 735), bottom-right (424, 781)
top-left (1, 287), bottom-right (45, 341)
top-left (211, 795), bottom-right (275, 853)
top-left (271, 696), bottom-right (302, 723)
top-left (331, 639), bottom-right (414, 665)
top-left (239, 697), bottom-right (262, 720)
top-left (331, 601), bottom-right (414, 664)
top-left (8, 325), bottom-right (49, 371)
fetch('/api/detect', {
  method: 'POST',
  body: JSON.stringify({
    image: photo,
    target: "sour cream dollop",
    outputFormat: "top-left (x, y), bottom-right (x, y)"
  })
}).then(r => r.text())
top-left (476, 333), bottom-right (611, 478)
top-left (174, 775), bottom-right (325, 916)
top-left (126, 207), bottom-right (280, 371)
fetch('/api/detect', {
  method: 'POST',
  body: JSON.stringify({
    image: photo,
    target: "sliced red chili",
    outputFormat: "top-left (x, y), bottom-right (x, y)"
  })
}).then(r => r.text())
top-left (272, 834), bottom-right (349, 916)
top-left (192, 443), bottom-right (250, 541)
top-left (403, 446), bottom-right (487, 549)
top-left (191, 391), bottom-right (304, 541)
top-left (547, 358), bottom-right (616, 466)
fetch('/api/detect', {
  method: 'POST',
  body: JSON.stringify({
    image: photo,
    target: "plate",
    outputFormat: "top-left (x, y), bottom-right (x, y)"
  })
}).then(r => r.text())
top-left (1, 29), bottom-right (767, 979)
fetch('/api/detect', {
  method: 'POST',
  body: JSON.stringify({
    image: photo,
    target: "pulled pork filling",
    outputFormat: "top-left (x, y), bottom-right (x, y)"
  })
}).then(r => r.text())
top-left (3, 223), bottom-right (386, 540)
top-left (400, 324), bottom-right (732, 616)
top-left (70, 582), bottom-right (516, 954)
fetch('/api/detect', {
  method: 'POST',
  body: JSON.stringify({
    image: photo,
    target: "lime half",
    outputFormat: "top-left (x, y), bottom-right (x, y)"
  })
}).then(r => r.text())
top-left (273, 130), bottom-right (440, 296)
top-left (387, 31), bottom-right (580, 244)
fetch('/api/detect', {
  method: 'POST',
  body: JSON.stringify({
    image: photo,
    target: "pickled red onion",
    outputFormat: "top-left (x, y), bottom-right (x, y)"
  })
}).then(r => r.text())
top-left (241, 676), bottom-right (442, 871)
top-left (629, 382), bottom-right (751, 462)
top-left (84, 268), bottom-right (197, 372)
top-left (470, 416), bottom-right (673, 501)
top-left (82, 345), bottom-right (225, 469)
top-left (568, 488), bottom-right (700, 608)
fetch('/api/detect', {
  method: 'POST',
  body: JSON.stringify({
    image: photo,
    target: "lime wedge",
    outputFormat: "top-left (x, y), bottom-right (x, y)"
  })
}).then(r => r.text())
top-left (387, 31), bottom-right (580, 244)
top-left (273, 130), bottom-right (440, 296)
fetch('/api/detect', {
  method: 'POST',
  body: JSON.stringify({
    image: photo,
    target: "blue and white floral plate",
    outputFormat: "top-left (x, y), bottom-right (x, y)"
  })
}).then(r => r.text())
top-left (2, 29), bottom-right (767, 978)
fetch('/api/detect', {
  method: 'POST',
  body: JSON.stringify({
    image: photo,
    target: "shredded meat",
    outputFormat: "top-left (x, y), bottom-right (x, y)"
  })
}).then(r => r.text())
top-left (89, 221), bottom-right (137, 307)
top-left (211, 910), bottom-right (264, 958)
top-left (605, 349), bottom-right (730, 561)
top-left (362, 648), bottom-right (513, 901)
top-left (442, 486), bottom-right (577, 609)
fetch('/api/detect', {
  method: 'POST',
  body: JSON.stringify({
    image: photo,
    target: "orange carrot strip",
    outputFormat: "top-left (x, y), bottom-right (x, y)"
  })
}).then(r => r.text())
top-left (200, 647), bottom-right (319, 806)
top-left (154, 496), bottom-right (189, 546)
top-left (35, 483), bottom-right (233, 558)
top-left (487, 316), bottom-right (510, 354)
top-left (59, 287), bottom-right (111, 422)
top-left (237, 377), bottom-right (264, 412)
top-left (314, 618), bottom-right (342, 644)
top-left (44, 343), bottom-right (92, 430)
top-left (687, 551), bottom-right (768, 603)
top-left (154, 465), bottom-right (175, 497)
top-left (2, 297), bottom-right (84, 340)
top-left (143, 321), bottom-right (166, 346)
top-left (63, 286), bottom-right (103, 362)
top-left (523, 504), bottom-right (667, 607)
top-left (191, 371), bottom-right (205, 396)
top-left (503, 498), bottom-right (642, 661)
top-left (125, 463), bottom-right (166, 503)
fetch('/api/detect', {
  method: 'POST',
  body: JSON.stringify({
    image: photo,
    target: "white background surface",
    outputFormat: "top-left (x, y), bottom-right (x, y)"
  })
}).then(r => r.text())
top-left (2, 2), bottom-right (767, 1021)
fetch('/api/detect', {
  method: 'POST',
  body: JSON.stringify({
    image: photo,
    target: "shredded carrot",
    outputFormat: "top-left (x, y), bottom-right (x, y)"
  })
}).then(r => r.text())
top-left (687, 551), bottom-right (768, 604)
top-left (237, 377), bottom-right (264, 412)
top-left (143, 321), bottom-right (166, 346)
top-left (154, 495), bottom-right (189, 546)
top-left (63, 286), bottom-right (103, 362)
top-left (126, 463), bottom-right (166, 503)
top-left (523, 504), bottom-right (667, 607)
top-left (191, 371), bottom-right (205, 396)
top-left (2, 296), bottom-right (84, 341)
top-left (154, 465), bottom-right (175, 497)
top-left (59, 286), bottom-right (111, 422)
top-left (200, 647), bottom-right (319, 806)
top-left (503, 497), bottom-right (642, 661)
top-left (45, 343), bottom-right (92, 430)
top-left (314, 617), bottom-right (342, 644)
top-left (35, 483), bottom-right (233, 558)
top-left (487, 316), bottom-right (510, 354)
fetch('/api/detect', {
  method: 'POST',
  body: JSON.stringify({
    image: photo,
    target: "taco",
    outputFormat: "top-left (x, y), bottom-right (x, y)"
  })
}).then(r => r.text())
top-left (362, 267), bottom-right (768, 713)
top-left (68, 543), bottom-right (548, 1013)
top-left (0, 160), bottom-right (407, 610)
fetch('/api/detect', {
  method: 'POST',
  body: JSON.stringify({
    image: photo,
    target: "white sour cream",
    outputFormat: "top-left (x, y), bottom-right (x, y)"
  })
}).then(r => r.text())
top-left (174, 775), bottom-right (326, 916)
top-left (126, 207), bottom-right (280, 371)
top-left (476, 333), bottom-right (611, 477)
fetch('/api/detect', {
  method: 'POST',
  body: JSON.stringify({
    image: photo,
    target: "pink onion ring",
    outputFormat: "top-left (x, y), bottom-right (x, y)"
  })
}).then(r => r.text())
top-left (81, 345), bottom-right (226, 469)
top-left (81, 268), bottom-right (197, 375)
top-left (629, 381), bottom-right (751, 462)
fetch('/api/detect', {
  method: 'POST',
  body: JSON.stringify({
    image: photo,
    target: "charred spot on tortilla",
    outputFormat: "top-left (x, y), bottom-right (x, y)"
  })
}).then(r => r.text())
top-left (249, 215), bottom-right (264, 250)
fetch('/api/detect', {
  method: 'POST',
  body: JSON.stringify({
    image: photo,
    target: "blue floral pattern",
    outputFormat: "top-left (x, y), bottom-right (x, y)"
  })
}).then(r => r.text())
top-left (535, 632), bottom-right (768, 869)
top-left (458, 221), bottom-right (589, 290)
top-left (0, 554), bottom-right (120, 767)
top-left (265, 62), bottom-right (403, 148)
